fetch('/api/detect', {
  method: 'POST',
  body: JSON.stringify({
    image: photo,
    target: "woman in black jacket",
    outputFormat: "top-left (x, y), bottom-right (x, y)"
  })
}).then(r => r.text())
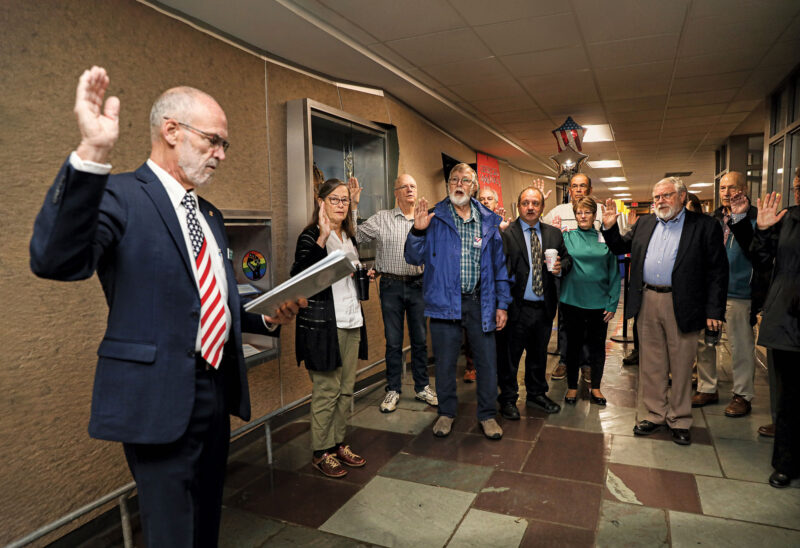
top-left (750, 188), bottom-right (800, 488)
top-left (292, 178), bottom-right (368, 479)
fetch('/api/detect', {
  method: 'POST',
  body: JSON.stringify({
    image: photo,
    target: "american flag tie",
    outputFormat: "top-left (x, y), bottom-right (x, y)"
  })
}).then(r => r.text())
top-left (182, 193), bottom-right (227, 369)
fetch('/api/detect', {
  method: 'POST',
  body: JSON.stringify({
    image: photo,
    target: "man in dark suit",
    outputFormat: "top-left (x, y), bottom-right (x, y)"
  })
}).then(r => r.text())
top-left (30, 67), bottom-right (304, 547)
top-left (498, 186), bottom-right (572, 419)
top-left (602, 177), bottom-right (728, 445)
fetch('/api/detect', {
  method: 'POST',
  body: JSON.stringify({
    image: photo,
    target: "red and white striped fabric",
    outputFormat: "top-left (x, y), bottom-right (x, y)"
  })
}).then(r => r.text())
top-left (551, 116), bottom-right (586, 152)
top-left (182, 193), bottom-right (227, 369)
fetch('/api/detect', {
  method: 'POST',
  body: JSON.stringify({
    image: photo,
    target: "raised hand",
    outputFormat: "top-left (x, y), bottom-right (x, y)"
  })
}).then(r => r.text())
top-left (533, 178), bottom-right (552, 201)
top-left (348, 177), bottom-right (362, 208)
top-left (317, 200), bottom-right (332, 247)
top-left (74, 66), bottom-right (120, 163)
top-left (602, 199), bottom-right (618, 229)
top-left (729, 192), bottom-right (749, 215)
top-left (414, 197), bottom-right (435, 230)
top-left (627, 209), bottom-right (638, 226)
top-left (551, 214), bottom-right (562, 229)
top-left (756, 192), bottom-right (786, 229)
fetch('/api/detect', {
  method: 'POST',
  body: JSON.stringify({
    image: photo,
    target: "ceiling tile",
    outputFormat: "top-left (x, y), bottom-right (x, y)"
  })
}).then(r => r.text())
top-left (500, 119), bottom-right (557, 133)
top-left (450, 0), bottom-right (570, 26)
top-left (521, 70), bottom-right (599, 106)
top-left (405, 68), bottom-right (445, 89)
top-left (366, 43), bottom-right (417, 70)
top-left (674, 49), bottom-right (763, 79)
top-left (470, 94), bottom-right (537, 114)
top-left (662, 115), bottom-right (721, 129)
top-left (422, 57), bottom-right (510, 87)
top-left (544, 104), bottom-right (607, 125)
top-left (385, 28), bottom-right (491, 66)
top-left (320, 0), bottom-right (464, 41)
top-left (448, 76), bottom-right (526, 101)
top-left (734, 63), bottom-right (797, 100)
top-left (604, 95), bottom-right (668, 113)
top-left (671, 71), bottom-right (750, 93)
top-left (588, 34), bottom-right (679, 69)
top-left (596, 61), bottom-right (674, 100)
top-left (572, 0), bottom-right (688, 42)
top-left (501, 47), bottom-right (590, 78)
top-left (487, 108), bottom-right (549, 124)
top-left (473, 13), bottom-right (577, 56)
top-left (608, 108), bottom-right (666, 122)
top-left (668, 89), bottom-right (737, 108)
top-left (666, 104), bottom-right (727, 119)
top-left (678, 9), bottom-right (788, 57)
top-left (762, 39), bottom-right (800, 66)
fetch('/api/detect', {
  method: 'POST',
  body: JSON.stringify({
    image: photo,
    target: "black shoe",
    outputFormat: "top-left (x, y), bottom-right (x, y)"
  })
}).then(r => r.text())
top-left (500, 402), bottom-right (520, 420)
top-left (622, 349), bottom-right (639, 365)
top-left (564, 391), bottom-right (577, 405)
top-left (633, 420), bottom-right (665, 436)
top-left (671, 428), bottom-right (691, 445)
top-left (769, 471), bottom-right (791, 488)
top-left (590, 394), bottom-right (607, 406)
top-left (526, 394), bottom-right (561, 414)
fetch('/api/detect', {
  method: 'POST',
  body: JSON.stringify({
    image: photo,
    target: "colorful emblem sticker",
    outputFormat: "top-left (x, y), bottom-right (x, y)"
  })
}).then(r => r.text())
top-left (242, 250), bottom-right (267, 281)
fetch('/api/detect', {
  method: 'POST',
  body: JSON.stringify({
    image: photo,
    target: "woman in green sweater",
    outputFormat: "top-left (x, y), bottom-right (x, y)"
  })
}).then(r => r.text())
top-left (561, 197), bottom-right (621, 405)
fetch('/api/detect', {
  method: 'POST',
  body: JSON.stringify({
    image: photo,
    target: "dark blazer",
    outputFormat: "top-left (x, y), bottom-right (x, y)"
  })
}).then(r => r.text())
top-left (30, 159), bottom-right (272, 444)
top-left (602, 209), bottom-right (728, 333)
top-left (291, 225), bottom-right (368, 371)
top-left (502, 218), bottom-right (572, 322)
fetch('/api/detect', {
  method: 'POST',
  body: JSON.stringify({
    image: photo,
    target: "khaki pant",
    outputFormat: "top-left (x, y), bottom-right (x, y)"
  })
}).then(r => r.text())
top-left (696, 298), bottom-right (756, 401)
top-left (638, 289), bottom-right (700, 430)
top-left (308, 328), bottom-right (361, 452)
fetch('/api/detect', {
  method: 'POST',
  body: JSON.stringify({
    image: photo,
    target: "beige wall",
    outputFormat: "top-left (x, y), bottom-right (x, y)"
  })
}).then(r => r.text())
top-left (1, 1), bottom-right (546, 544)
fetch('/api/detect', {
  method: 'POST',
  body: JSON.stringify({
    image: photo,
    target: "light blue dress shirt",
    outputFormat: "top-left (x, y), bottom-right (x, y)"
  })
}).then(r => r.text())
top-left (520, 218), bottom-right (545, 302)
top-left (643, 207), bottom-right (686, 286)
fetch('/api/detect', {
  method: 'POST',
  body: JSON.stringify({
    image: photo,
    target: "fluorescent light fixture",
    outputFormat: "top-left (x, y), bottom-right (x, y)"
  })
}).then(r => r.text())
top-left (614, 193), bottom-right (631, 197)
top-left (689, 182), bottom-right (713, 188)
top-left (583, 124), bottom-right (614, 142)
top-left (777, 168), bottom-right (784, 174)
top-left (608, 186), bottom-right (629, 191)
top-left (600, 176), bottom-right (627, 182)
top-left (587, 160), bottom-right (622, 169)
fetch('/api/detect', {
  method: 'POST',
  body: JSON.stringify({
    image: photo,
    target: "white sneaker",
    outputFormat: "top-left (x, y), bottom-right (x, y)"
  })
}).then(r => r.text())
top-left (380, 390), bottom-right (400, 413)
top-left (415, 385), bottom-right (439, 406)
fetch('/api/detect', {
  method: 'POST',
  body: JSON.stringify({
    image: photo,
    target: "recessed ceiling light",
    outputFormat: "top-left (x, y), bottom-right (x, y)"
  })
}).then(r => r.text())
top-left (587, 160), bottom-right (622, 169)
top-left (608, 186), bottom-right (629, 191)
top-left (583, 125), bottom-right (614, 142)
top-left (689, 182), bottom-right (713, 188)
top-left (601, 176), bottom-right (627, 182)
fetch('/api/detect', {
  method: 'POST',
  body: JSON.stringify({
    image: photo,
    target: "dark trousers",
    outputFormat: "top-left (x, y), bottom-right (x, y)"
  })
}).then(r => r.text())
top-left (123, 364), bottom-right (229, 548)
top-left (430, 293), bottom-right (497, 420)
top-left (561, 303), bottom-right (608, 390)
top-left (379, 277), bottom-right (429, 393)
top-left (772, 349), bottom-right (800, 477)
top-left (499, 301), bottom-right (553, 403)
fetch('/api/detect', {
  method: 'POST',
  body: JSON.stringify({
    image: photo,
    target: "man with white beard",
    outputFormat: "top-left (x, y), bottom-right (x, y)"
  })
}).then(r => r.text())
top-left (600, 177), bottom-right (728, 446)
top-left (405, 163), bottom-right (511, 439)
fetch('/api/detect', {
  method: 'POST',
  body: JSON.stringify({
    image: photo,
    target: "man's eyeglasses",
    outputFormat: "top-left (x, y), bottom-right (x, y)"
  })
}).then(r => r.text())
top-left (652, 191), bottom-right (677, 202)
top-left (326, 196), bottom-right (350, 206)
top-left (570, 183), bottom-right (589, 190)
top-left (448, 177), bottom-right (474, 187)
top-left (165, 117), bottom-right (229, 151)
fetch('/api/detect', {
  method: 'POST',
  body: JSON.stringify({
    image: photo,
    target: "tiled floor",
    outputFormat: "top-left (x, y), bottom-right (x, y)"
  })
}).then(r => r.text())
top-left (220, 312), bottom-right (800, 547)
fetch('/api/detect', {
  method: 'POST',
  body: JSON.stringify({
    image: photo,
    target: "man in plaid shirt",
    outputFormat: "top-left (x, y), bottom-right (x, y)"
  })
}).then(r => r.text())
top-left (352, 174), bottom-right (438, 413)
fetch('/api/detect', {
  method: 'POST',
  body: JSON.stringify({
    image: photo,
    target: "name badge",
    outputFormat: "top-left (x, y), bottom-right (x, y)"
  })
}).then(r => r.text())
top-left (597, 232), bottom-right (606, 244)
top-left (227, 248), bottom-right (234, 260)
top-left (473, 236), bottom-right (482, 249)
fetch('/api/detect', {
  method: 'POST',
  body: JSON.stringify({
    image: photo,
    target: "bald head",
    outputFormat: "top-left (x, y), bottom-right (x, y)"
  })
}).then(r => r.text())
top-left (719, 171), bottom-right (747, 210)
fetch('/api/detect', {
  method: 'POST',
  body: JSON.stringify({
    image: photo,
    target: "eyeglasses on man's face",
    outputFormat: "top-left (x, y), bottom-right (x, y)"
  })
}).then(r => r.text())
top-left (652, 191), bottom-right (677, 202)
top-left (165, 117), bottom-right (230, 151)
top-left (570, 183), bottom-right (589, 190)
top-left (326, 196), bottom-right (350, 206)
top-left (448, 176), bottom-right (474, 187)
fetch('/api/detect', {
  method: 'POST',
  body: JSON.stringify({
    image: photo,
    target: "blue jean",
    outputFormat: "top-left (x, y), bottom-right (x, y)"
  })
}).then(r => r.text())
top-left (379, 277), bottom-right (429, 393)
top-left (430, 293), bottom-right (497, 420)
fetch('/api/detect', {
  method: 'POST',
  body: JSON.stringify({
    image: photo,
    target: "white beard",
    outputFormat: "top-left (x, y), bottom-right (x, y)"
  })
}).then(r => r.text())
top-left (178, 139), bottom-right (217, 188)
top-left (655, 203), bottom-right (679, 221)
top-left (450, 190), bottom-right (470, 207)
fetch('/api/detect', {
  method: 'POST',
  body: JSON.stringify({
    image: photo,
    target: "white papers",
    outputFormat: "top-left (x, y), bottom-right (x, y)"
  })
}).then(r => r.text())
top-left (243, 250), bottom-right (356, 318)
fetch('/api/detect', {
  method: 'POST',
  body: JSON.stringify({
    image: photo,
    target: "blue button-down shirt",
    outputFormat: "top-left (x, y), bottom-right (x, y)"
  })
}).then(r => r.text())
top-left (643, 207), bottom-right (686, 286)
top-left (520, 218), bottom-right (545, 302)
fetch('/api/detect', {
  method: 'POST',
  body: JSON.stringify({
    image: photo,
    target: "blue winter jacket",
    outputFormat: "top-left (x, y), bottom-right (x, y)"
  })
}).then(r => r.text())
top-left (404, 197), bottom-right (512, 332)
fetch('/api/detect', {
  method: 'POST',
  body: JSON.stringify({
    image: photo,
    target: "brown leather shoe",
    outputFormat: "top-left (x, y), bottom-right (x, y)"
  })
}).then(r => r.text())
top-left (724, 394), bottom-right (751, 417)
top-left (551, 362), bottom-right (567, 380)
top-left (312, 453), bottom-right (347, 478)
top-left (336, 444), bottom-right (366, 467)
top-left (758, 423), bottom-right (776, 437)
top-left (691, 391), bottom-right (719, 408)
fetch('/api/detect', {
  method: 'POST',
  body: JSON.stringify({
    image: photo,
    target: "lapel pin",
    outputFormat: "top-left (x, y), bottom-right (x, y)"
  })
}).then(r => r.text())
top-left (208, 211), bottom-right (214, 217)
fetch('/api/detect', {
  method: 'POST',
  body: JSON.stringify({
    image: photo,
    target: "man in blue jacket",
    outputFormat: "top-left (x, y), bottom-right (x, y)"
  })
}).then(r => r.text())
top-left (405, 163), bottom-right (512, 440)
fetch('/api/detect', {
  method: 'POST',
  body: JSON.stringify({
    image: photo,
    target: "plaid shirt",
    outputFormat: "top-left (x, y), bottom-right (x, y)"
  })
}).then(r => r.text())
top-left (450, 201), bottom-right (481, 293)
top-left (356, 207), bottom-right (423, 276)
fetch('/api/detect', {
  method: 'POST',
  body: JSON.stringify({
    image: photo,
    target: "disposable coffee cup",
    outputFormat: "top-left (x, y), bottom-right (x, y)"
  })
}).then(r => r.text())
top-left (704, 328), bottom-right (721, 347)
top-left (355, 265), bottom-right (370, 301)
top-left (544, 249), bottom-right (558, 272)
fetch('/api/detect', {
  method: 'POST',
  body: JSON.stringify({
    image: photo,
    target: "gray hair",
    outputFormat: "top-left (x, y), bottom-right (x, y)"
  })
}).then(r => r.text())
top-left (149, 86), bottom-right (210, 142)
top-left (654, 176), bottom-right (687, 195)
top-left (480, 187), bottom-right (499, 201)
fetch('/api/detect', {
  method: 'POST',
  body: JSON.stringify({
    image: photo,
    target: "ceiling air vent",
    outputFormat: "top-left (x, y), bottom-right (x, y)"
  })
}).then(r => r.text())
top-left (664, 171), bottom-right (693, 178)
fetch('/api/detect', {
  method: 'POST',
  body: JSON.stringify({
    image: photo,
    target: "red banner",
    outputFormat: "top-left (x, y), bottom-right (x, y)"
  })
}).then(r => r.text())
top-left (476, 153), bottom-right (503, 209)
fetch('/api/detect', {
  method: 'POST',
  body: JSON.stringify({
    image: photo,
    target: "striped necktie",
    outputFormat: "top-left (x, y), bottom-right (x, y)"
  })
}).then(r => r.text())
top-left (530, 225), bottom-right (543, 296)
top-left (182, 193), bottom-right (227, 369)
